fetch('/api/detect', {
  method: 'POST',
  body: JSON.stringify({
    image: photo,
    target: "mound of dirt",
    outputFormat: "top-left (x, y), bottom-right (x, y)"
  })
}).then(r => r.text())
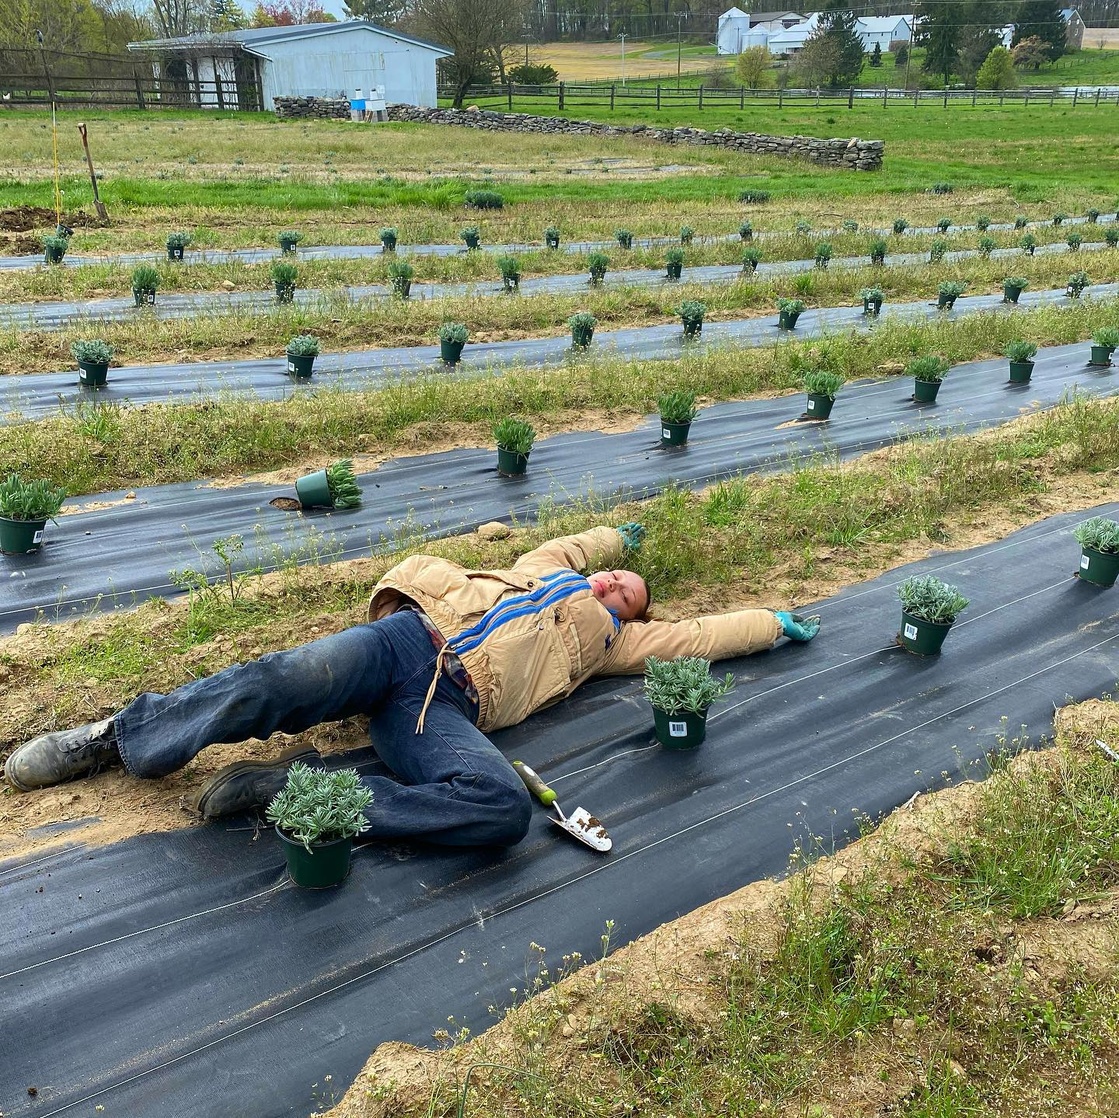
top-left (0, 205), bottom-right (100, 232)
top-left (0, 233), bottom-right (45, 255)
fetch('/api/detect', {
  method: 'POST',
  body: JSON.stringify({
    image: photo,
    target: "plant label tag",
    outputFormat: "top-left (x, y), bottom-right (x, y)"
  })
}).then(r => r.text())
top-left (662, 427), bottom-right (671, 439)
top-left (807, 398), bottom-right (816, 411)
top-left (668, 720), bottom-right (688, 737)
top-left (33, 530), bottom-right (44, 544)
top-left (287, 361), bottom-right (296, 373)
top-left (1081, 555), bottom-right (1091, 570)
top-left (903, 623), bottom-right (918, 640)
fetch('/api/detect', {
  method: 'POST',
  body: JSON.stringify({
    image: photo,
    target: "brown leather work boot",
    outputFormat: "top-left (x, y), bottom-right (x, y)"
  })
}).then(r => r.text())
top-left (187, 745), bottom-right (323, 820)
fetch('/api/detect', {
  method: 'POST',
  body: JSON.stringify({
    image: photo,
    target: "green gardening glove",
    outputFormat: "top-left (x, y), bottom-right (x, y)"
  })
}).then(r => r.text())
top-left (616, 522), bottom-right (646, 552)
top-left (775, 611), bottom-right (821, 642)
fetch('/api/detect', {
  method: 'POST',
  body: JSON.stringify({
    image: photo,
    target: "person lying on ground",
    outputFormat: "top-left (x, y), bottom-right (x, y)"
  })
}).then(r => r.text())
top-left (4, 524), bottom-right (821, 847)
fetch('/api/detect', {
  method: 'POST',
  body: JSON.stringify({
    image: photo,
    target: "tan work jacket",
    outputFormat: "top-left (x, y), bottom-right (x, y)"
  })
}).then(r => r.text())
top-left (368, 526), bottom-right (782, 733)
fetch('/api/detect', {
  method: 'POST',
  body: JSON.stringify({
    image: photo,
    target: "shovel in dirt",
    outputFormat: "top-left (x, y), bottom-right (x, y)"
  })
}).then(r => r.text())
top-left (513, 761), bottom-right (611, 852)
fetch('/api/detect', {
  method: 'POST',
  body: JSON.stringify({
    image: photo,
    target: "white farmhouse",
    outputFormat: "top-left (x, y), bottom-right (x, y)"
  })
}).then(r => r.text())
top-left (717, 7), bottom-right (771, 54)
top-left (856, 16), bottom-right (913, 52)
top-left (127, 21), bottom-right (452, 112)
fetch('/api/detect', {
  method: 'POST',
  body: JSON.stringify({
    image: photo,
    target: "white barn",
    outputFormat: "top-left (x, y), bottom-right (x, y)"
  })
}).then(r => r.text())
top-left (716, 7), bottom-right (770, 54)
top-left (128, 21), bottom-right (452, 112)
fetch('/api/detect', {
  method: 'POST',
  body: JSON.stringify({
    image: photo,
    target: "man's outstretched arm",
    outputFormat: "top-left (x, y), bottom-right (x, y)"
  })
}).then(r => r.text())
top-left (512, 525), bottom-right (630, 575)
top-left (600, 607), bottom-right (817, 675)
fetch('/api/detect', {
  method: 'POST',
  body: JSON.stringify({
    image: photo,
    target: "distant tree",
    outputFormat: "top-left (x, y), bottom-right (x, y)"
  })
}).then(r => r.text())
top-left (957, 25), bottom-right (1001, 84)
top-left (975, 45), bottom-right (1017, 88)
top-left (1013, 1), bottom-right (1066, 62)
top-left (893, 41), bottom-right (908, 68)
top-left (251, 0), bottom-right (333, 23)
top-left (151, 0), bottom-right (210, 37)
top-left (343, 0), bottom-right (408, 23)
top-left (869, 41), bottom-right (882, 67)
top-left (814, 2), bottom-right (865, 87)
top-left (734, 44), bottom-right (772, 89)
top-left (917, 1), bottom-right (962, 84)
top-left (791, 34), bottom-right (843, 88)
top-left (1012, 35), bottom-right (1052, 70)
top-left (209, 0), bottom-right (247, 30)
top-left (412, 0), bottom-right (522, 107)
top-left (507, 61), bottom-right (557, 83)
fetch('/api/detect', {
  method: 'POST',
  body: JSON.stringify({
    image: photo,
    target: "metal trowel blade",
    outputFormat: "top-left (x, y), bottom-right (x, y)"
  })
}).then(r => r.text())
top-left (552, 806), bottom-right (612, 852)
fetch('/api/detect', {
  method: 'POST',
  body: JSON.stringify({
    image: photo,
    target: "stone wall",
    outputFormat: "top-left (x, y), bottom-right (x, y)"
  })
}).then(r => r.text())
top-left (274, 96), bottom-right (352, 119)
top-left (272, 98), bottom-right (884, 171)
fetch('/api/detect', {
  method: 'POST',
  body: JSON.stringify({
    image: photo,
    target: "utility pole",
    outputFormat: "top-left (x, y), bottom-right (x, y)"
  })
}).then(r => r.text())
top-left (676, 14), bottom-right (683, 92)
top-left (619, 33), bottom-right (627, 86)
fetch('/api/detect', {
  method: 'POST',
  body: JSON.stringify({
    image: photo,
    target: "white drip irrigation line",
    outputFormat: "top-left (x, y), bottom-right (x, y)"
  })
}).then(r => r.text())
top-left (0, 880), bottom-right (289, 983)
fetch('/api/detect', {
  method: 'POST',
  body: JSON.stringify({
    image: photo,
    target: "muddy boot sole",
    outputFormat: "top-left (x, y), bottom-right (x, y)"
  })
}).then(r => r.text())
top-left (187, 744), bottom-right (322, 820)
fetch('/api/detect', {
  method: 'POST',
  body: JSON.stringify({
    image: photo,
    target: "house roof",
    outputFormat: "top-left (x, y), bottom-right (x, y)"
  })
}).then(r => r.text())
top-left (856, 16), bottom-right (913, 33)
top-left (719, 7), bottom-right (750, 18)
top-left (128, 20), bottom-right (451, 58)
top-left (747, 10), bottom-right (802, 25)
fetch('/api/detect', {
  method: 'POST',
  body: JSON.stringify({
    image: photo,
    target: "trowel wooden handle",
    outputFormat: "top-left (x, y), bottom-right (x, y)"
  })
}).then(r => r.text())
top-left (513, 761), bottom-right (557, 806)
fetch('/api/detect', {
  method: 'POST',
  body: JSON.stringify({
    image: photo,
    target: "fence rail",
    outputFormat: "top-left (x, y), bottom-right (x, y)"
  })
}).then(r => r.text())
top-left (440, 82), bottom-right (1119, 112)
top-left (2, 73), bottom-right (262, 111)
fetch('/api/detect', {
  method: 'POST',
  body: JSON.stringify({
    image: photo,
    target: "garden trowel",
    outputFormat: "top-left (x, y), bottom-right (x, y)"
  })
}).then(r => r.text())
top-left (513, 761), bottom-right (612, 853)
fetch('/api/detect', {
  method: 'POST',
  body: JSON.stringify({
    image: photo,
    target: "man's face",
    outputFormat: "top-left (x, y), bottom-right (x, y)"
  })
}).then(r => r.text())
top-left (588, 569), bottom-right (648, 622)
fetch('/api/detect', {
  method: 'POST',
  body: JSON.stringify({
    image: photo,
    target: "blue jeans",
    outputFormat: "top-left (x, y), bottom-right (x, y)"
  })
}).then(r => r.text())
top-left (114, 611), bottom-right (532, 847)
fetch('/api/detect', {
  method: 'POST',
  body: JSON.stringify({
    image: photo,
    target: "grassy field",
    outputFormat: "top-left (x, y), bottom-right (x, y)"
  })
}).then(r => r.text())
top-left (3, 96), bottom-right (1119, 1118)
top-left (513, 39), bottom-right (1119, 87)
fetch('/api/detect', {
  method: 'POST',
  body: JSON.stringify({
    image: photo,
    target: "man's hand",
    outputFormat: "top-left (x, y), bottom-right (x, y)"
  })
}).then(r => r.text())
top-left (775, 611), bottom-right (821, 642)
top-left (616, 522), bottom-right (646, 552)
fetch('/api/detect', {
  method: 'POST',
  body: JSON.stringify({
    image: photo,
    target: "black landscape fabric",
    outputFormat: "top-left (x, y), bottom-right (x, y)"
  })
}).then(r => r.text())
top-left (1, 338), bottom-right (1116, 633)
top-left (2, 503), bottom-right (1118, 1118)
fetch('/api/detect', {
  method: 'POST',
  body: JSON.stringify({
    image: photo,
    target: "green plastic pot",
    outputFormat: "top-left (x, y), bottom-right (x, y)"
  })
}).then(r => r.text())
top-left (804, 393), bottom-right (834, 419)
top-left (1078, 546), bottom-right (1119, 588)
top-left (778, 309), bottom-right (801, 330)
top-left (44, 246), bottom-right (65, 265)
top-left (862, 297), bottom-right (882, 316)
top-left (380, 234), bottom-right (396, 252)
top-left (937, 293), bottom-right (957, 310)
top-left (391, 279), bottom-right (411, 299)
top-left (0, 516), bottom-right (48, 554)
top-left (898, 610), bottom-right (954, 656)
top-left (133, 287), bottom-right (156, 308)
top-left (295, 469), bottom-right (332, 508)
top-left (1008, 360), bottom-right (1034, 383)
top-left (462, 233), bottom-right (480, 250)
top-left (167, 245), bottom-right (185, 262)
top-left (652, 707), bottom-right (707, 749)
top-left (77, 359), bottom-right (108, 388)
top-left (913, 378), bottom-right (941, 403)
top-left (666, 262), bottom-right (682, 281)
top-left (571, 325), bottom-right (594, 348)
top-left (660, 419), bottom-right (691, 448)
top-left (1003, 283), bottom-right (1025, 304)
top-left (276, 826), bottom-right (353, 888)
top-left (1089, 345), bottom-right (1113, 367)
top-left (440, 339), bottom-right (465, 365)
top-left (496, 447), bottom-right (529, 476)
top-left (286, 353), bottom-right (315, 379)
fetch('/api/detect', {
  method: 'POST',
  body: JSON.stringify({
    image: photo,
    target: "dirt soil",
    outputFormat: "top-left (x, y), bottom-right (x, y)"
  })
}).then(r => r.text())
top-left (0, 206), bottom-right (100, 233)
top-left (323, 702), bottom-right (1119, 1118)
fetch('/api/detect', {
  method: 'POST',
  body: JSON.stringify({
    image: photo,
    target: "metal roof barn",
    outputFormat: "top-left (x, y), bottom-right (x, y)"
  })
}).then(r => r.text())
top-left (128, 21), bottom-right (452, 111)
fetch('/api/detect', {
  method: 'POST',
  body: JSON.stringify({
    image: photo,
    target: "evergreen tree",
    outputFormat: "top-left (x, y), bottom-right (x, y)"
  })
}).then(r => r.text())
top-left (812, 2), bottom-right (865, 87)
top-left (210, 0), bottom-right (247, 30)
top-left (916, 0), bottom-right (962, 83)
top-left (1012, 1), bottom-right (1067, 62)
top-left (343, 0), bottom-right (408, 23)
top-left (893, 42), bottom-right (908, 68)
top-left (869, 41), bottom-right (882, 67)
top-left (957, 25), bottom-right (1001, 85)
